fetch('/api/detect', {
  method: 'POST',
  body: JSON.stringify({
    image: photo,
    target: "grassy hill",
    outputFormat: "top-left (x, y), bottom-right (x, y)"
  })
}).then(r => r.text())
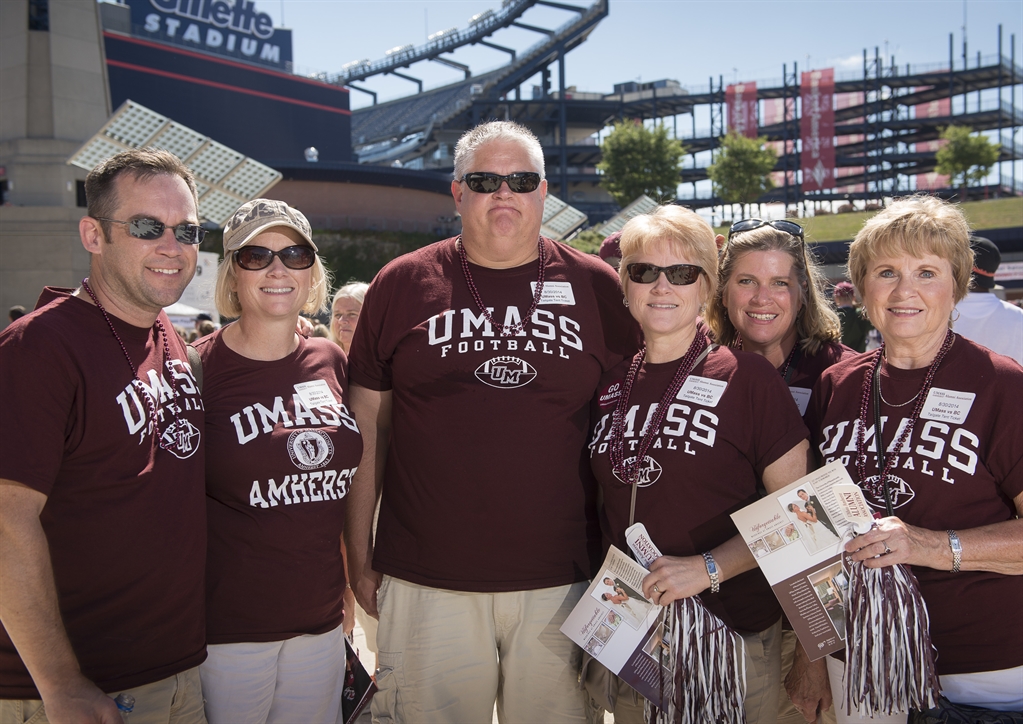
top-left (713, 197), bottom-right (1022, 243)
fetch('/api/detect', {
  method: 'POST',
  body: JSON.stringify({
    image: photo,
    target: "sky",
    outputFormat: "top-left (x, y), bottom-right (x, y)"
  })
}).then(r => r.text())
top-left (250, 0), bottom-right (1023, 111)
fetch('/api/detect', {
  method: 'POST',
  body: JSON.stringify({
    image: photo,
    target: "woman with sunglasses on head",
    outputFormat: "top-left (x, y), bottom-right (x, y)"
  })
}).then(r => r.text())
top-left (707, 218), bottom-right (854, 420)
top-left (193, 199), bottom-right (363, 724)
top-left (803, 196), bottom-right (1023, 722)
top-left (707, 219), bottom-right (854, 723)
top-left (586, 205), bottom-right (810, 724)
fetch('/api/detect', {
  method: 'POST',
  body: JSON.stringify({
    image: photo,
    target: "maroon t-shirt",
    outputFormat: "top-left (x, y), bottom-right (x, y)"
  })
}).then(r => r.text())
top-left (784, 342), bottom-right (856, 417)
top-left (348, 237), bottom-right (640, 591)
top-left (0, 289), bottom-right (206, 698)
top-left (195, 330), bottom-right (363, 644)
top-left (807, 337), bottom-right (1023, 675)
top-left (588, 346), bottom-right (809, 633)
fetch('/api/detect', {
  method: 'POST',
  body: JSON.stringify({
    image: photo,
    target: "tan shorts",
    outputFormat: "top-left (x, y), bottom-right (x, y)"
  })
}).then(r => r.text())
top-left (371, 575), bottom-right (590, 724)
top-left (0, 667), bottom-right (205, 724)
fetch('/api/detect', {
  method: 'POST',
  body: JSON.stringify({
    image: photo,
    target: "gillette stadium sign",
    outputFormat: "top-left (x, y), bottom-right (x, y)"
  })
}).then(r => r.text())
top-left (125, 0), bottom-right (293, 69)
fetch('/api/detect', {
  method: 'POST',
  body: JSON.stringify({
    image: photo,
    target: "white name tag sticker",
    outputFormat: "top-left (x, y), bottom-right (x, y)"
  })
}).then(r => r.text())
top-left (676, 375), bottom-right (727, 408)
top-left (921, 387), bottom-right (975, 424)
top-left (789, 387), bottom-right (812, 416)
top-left (294, 380), bottom-right (336, 408)
top-left (531, 281), bottom-right (575, 306)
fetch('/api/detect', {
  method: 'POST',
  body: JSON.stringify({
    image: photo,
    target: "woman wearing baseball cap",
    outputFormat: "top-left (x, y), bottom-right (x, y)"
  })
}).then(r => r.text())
top-left (194, 199), bottom-right (363, 723)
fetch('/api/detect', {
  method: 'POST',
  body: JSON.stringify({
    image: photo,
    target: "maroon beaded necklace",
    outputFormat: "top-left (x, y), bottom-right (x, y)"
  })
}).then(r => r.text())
top-left (457, 235), bottom-right (546, 337)
top-left (854, 329), bottom-right (955, 500)
top-left (81, 278), bottom-right (183, 451)
top-left (734, 332), bottom-right (800, 380)
top-left (609, 332), bottom-right (710, 485)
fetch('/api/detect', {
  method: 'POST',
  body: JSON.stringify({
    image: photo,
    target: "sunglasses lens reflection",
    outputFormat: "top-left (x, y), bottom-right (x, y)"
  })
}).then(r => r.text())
top-left (627, 263), bottom-right (701, 286)
top-left (464, 173), bottom-right (541, 194)
top-left (235, 245), bottom-right (315, 271)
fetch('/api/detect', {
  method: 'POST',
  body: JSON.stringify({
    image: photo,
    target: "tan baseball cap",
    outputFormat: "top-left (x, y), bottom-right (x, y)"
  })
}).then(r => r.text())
top-left (223, 198), bottom-right (316, 252)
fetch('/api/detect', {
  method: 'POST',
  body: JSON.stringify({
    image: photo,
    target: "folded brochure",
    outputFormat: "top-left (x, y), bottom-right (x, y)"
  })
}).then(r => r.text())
top-left (729, 461), bottom-right (872, 661)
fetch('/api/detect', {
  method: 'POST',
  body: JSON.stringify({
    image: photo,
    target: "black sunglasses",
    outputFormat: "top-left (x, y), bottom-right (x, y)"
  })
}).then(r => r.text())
top-left (233, 245), bottom-right (316, 271)
top-left (626, 263), bottom-right (703, 286)
top-left (96, 217), bottom-right (206, 245)
top-left (727, 218), bottom-right (804, 242)
top-left (459, 172), bottom-right (542, 194)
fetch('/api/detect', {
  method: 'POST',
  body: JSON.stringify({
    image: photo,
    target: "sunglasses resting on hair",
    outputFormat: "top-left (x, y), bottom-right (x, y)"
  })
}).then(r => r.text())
top-left (626, 263), bottom-right (703, 286)
top-left (727, 218), bottom-right (804, 242)
top-left (96, 217), bottom-right (206, 245)
top-left (459, 172), bottom-right (542, 194)
top-left (233, 245), bottom-right (316, 271)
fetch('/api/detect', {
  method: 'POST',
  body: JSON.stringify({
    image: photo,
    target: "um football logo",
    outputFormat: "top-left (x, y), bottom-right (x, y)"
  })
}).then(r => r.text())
top-left (474, 356), bottom-right (537, 389)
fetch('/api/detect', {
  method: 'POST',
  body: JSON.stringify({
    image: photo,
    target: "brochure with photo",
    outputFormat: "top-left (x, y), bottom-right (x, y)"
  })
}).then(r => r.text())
top-left (560, 544), bottom-right (671, 707)
top-left (729, 461), bottom-right (870, 660)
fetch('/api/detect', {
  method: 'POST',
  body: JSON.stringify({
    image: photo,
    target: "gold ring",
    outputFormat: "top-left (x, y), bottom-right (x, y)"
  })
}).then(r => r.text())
top-left (883, 541), bottom-right (892, 555)
top-left (653, 585), bottom-right (659, 593)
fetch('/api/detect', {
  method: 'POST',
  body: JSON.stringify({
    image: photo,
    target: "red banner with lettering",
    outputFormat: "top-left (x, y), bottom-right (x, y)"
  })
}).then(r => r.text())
top-left (914, 89), bottom-right (952, 190)
top-left (726, 82), bottom-right (758, 138)
top-left (800, 69), bottom-right (835, 191)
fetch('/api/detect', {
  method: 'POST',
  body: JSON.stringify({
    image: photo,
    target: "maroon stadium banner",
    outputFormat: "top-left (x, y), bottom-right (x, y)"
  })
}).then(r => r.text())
top-left (914, 91), bottom-right (952, 190)
top-left (800, 69), bottom-right (835, 191)
top-left (726, 82), bottom-right (758, 138)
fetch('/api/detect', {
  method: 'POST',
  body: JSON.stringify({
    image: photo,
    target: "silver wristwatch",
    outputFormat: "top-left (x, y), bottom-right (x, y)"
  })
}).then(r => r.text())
top-left (946, 530), bottom-right (962, 573)
top-left (702, 552), bottom-right (720, 593)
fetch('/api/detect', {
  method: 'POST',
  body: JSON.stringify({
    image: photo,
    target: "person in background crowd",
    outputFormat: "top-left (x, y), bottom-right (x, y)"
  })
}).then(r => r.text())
top-left (800, 195), bottom-right (1023, 722)
top-left (328, 280), bottom-right (378, 671)
top-left (707, 219), bottom-right (854, 419)
top-left (345, 120), bottom-right (638, 724)
top-left (586, 205), bottom-right (809, 724)
top-left (952, 235), bottom-right (1023, 365)
top-left (833, 281), bottom-right (874, 353)
top-left (598, 230), bottom-right (623, 269)
top-left (197, 319), bottom-right (216, 339)
top-left (331, 282), bottom-right (368, 353)
top-left (0, 148), bottom-right (207, 724)
top-left (194, 199), bottom-right (362, 724)
top-left (7, 305), bottom-right (25, 324)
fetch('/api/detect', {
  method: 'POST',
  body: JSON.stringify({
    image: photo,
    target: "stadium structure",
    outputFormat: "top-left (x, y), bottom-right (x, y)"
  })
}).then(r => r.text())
top-left (2, 0), bottom-right (1021, 316)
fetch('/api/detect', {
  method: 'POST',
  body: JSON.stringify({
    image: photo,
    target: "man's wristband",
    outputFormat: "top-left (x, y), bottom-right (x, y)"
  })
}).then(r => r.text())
top-left (702, 552), bottom-right (720, 594)
top-left (947, 530), bottom-right (962, 573)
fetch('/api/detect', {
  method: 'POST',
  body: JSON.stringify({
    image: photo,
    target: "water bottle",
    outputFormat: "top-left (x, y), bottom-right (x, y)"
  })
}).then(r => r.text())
top-left (113, 693), bottom-right (135, 723)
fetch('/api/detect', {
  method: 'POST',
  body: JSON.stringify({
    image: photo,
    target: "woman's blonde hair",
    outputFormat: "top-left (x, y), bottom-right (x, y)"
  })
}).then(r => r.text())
top-left (847, 195), bottom-right (973, 305)
top-left (706, 225), bottom-right (841, 354)
top-left (214, 232), bottom-right (332, 319)
top-left (618, 205), bottom-right (719, 308)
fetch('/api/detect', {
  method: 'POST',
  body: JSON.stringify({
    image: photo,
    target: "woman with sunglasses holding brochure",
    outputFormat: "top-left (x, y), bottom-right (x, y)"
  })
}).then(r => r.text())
top-left (706, 218), bottom-right (853, 723)
top-left (193, 199), bottom-right (363, 724)
top-left (586, 205), bottom-right (810, 723)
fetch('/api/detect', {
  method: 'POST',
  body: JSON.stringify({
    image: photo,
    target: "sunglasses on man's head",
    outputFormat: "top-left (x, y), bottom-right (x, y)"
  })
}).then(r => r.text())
top-left (727, 218), bottom-right (804, 242)
top-left (626, 263), bottom-right (703, 286)
top-left (459, 172), bottom-right (542, 194)
top-left (96, 217), bottom-right (206, 245)
top-left (233, 245), bottom-right (316, 271)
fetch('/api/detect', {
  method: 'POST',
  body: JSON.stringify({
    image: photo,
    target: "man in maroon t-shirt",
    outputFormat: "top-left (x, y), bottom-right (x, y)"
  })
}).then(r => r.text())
top-left (345, 121), bottom-right (638, 723)
top-left (0, 149), bottom-right (207, 724)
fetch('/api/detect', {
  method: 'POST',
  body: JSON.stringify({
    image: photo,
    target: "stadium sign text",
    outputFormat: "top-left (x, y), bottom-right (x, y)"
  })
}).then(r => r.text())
top-left (125, 0), bottom-right (293, 70)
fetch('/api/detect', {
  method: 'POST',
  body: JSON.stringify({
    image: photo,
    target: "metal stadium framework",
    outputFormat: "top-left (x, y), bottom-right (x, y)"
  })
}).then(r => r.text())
top-left (327, 1), bottom-right (1020, 222)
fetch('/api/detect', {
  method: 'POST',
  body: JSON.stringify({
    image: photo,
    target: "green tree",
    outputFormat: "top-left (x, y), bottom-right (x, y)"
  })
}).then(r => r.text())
top-left (566, 229), bottom-right (604, 255)
top-left (597, 121), bottom-right (686, 207)
top-left (935, 125), bottom-right (1000, 198)
top-left (707, 131), bottom-right (777, 218)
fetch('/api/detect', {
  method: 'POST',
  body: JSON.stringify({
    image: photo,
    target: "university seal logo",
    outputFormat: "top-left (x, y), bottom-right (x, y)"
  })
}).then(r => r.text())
top-left (287, 430), bottom-right (334, 470)
top-left (612, 455), bottom-right (662, 488)
top-left (474, 356), bottom-right (537, 389)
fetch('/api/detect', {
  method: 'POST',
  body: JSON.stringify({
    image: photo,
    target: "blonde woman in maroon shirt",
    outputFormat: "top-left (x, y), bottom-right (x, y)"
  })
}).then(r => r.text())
top-left (803, 196), bottom-right (1023, 721)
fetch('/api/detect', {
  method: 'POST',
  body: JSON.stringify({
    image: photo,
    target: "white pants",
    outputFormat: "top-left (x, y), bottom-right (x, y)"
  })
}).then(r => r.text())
top-left (372, 576), bottom-right (590, 724)
top-left (200, 623), bottom-right (346, 724)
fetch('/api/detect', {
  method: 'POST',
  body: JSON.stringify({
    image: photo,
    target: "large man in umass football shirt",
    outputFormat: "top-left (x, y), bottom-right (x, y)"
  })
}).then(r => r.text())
top-left (345, 121), bottom-right (638, 723)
